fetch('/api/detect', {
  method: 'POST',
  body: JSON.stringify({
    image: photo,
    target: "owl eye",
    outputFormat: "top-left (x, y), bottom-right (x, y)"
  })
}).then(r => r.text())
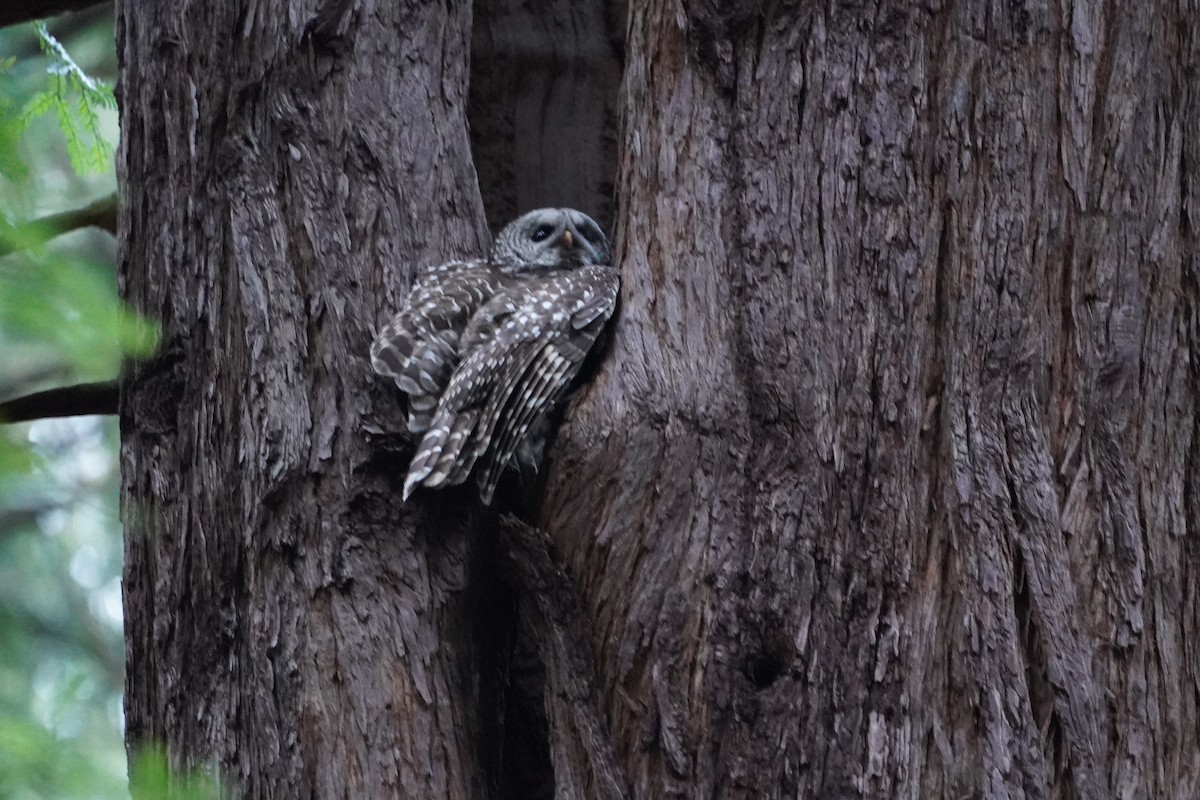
top-left (531, 225), bottom-right (554, 242)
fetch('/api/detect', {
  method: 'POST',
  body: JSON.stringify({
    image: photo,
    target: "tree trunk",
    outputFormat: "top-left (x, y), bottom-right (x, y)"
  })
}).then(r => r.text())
top-left (540, 1), bottom-right (1200, 798)
top-left (116, 1), bottom-right (498, 796)
top-left (116, 0), bottom-right (1200, 798)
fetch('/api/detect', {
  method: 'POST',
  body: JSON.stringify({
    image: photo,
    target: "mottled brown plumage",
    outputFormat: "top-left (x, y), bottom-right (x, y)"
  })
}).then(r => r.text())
top-left (370, 208), bottom-right (619, 504)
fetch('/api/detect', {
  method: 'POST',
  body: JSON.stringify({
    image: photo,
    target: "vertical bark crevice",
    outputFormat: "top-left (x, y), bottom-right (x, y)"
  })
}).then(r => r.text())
top-left (463, 6), bottom-right (626, 792)
top-left (468, 0), bottom-right (624, 232)
top-left (497, 515), bottom-right (631, 800)
top-left (1001, 387), bottom-right (1107, 799)
top-left (1010, 547), bottom-right (1057, 762)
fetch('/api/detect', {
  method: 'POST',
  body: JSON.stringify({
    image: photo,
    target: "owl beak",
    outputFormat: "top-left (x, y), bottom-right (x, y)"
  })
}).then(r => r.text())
top-left (561, 230), bottom-right (574, 249)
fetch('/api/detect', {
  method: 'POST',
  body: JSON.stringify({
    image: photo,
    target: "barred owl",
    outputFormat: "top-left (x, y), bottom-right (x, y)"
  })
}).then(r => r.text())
top-left (370, 208), bottom-right (619, 504)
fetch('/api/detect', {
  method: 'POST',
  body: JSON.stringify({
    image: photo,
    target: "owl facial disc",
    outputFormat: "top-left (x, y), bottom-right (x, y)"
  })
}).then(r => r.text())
top-left (490, 207), bottom-right (612, 273)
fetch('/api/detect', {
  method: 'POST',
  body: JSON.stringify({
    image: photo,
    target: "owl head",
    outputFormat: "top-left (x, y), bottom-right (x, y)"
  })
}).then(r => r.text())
top-left (490, 208), bottom-right (612, 273)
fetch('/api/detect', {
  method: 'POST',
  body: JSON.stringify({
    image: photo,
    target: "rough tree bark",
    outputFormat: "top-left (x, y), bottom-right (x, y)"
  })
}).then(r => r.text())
top-left (117, 1), bottom-right (499, 796)
top-left (540, 1), bottom-right (1200, 798)
top-left (117, 0), bottom-right (1200, 798)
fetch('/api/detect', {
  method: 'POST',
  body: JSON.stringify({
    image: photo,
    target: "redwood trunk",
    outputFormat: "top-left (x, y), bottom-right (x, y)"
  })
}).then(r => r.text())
top-left (117, 1), bottom-right (495, 795)
top-left (541, 2), bottom-right (1200, 798)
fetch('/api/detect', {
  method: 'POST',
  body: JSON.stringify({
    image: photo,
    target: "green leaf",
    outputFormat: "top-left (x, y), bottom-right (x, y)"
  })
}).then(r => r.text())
top-left (16, 90), bottom-right (55, 130)
top-left (18, 22), bottom-right (117, 177)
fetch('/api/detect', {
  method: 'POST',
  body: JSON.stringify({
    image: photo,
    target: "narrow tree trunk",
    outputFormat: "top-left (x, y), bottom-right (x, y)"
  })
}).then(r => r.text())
top-left (116, 1), bottom-right (495, 795)
top-left (541, 2), bottom-right (1200, 797)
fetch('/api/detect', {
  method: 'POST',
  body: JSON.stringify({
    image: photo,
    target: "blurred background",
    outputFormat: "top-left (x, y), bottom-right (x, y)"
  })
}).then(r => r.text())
top-left (0, 5), bottom-right (140, 798)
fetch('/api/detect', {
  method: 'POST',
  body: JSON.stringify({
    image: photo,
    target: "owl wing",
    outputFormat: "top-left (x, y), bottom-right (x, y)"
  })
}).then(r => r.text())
top-left (403, 264), bottom-right (619, 503)
top-left (370, 260), bottom-right (509, 434)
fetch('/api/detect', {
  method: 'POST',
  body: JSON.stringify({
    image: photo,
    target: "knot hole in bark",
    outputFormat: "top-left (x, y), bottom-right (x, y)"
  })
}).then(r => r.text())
top-left (743, 621), bottom-right (793, 690)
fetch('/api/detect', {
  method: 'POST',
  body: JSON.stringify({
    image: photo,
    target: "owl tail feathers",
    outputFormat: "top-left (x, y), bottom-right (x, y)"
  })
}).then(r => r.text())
top-left (403, 427), bottom-right (445, 499)
top-left (402, 409), bottom-right (480, 501)
top-left (476, 453), bottom-right (511, 506)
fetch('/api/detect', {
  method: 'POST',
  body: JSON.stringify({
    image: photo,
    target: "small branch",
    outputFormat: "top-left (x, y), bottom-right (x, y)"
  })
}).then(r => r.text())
top-left (0, 380), bottom-right (118, 423)
top-left (7, 4), bottom-right (115, 59)
top-left (497, 514), bottom-right (631, 800)
top-left (0, 193), bottom-right (117, 257)
top-left (0, 0), bottom-right (106, 28)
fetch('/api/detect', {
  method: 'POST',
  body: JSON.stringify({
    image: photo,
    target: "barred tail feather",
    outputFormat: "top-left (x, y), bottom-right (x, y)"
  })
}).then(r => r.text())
top-left (457, 346), bottom-right (543, 477)
top-left (477, 350), bottom-right (574, 504)
top-left (443, 345), bottom-right (541, 487)
top-left (402, 424), bottom-right (445, 499)
top-left (426, 410), bottom-right (481, 489)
